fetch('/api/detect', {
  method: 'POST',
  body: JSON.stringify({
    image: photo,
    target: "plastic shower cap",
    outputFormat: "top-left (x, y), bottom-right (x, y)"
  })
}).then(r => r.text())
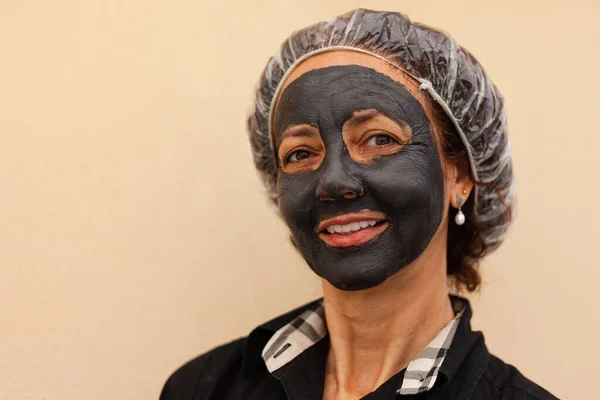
top-left (247, 8), bottom-right (514, 250)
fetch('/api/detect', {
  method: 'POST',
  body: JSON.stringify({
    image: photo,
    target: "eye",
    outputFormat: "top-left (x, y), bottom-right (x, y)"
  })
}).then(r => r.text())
top-left (286, 149), bottom-right (311, 164)
top-left (366, 133), bottom-right (397, 147)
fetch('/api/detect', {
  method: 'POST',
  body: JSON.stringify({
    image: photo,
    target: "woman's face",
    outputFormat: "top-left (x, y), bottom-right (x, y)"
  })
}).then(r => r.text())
top-left (272, 52), bottom-right (452, 291)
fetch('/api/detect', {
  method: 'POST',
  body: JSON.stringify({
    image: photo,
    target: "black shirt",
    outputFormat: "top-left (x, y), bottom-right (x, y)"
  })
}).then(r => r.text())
top-left (160, 298), bottom-right (559, 399)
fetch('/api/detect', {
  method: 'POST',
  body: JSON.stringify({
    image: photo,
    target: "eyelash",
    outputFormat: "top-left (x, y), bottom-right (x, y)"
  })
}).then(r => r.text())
top-left (281, 131), bottom-right (402, 167)
top-left (285, 149), bottom-right (312, 164)
top-left (364, 133), bottom-right (399, 146)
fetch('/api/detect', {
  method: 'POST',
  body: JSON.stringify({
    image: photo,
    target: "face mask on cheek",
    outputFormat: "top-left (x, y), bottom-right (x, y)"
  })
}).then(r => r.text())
top-left (274, 65), bottom-right (446, 291)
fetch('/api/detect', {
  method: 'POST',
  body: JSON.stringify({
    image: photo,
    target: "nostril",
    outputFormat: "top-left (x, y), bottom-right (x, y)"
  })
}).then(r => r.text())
top-left (340, 186), bottom-right (364, 199)
top-left (315, 171), bottom-right (364, 201)
top-left (341, 189), bottom-right (357, 199)
top-left (319, 194), bottom-right (336, 202)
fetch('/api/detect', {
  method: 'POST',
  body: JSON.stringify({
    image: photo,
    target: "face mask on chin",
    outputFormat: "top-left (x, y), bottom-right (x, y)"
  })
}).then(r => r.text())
top-left (274, 65), bottom-right (446, 291)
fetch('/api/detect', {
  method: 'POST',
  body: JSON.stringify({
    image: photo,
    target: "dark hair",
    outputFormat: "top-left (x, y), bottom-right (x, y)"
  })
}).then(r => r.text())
top-left (430, 100), bottom-right (512, 292)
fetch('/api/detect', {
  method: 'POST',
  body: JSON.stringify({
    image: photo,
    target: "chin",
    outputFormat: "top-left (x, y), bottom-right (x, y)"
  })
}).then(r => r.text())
top-left (323, 266), bottom-right (395, 291)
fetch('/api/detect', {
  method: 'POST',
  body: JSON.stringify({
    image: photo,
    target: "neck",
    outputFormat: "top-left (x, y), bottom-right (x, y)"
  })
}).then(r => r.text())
top-left (322, 240), bottom-right (453, 399)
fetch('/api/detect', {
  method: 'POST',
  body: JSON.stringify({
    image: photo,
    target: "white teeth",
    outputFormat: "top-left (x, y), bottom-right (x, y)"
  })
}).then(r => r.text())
top-left (324, 220), bottom-right (381, 235)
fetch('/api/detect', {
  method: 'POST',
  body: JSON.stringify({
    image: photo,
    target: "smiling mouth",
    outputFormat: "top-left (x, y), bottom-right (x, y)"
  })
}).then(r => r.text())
top-left (317, 210), bottom-right (389, 248)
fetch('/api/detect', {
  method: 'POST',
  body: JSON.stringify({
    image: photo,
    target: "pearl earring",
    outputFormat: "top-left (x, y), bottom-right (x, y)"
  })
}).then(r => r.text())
top-left (455, 195), bottom-right (465, 226)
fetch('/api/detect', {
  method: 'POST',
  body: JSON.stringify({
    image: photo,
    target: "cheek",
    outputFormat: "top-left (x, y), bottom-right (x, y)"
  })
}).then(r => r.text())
top-left (276, 172), bottom-right (317, 225)
top-left (364, 146), bottom-right (445, 207)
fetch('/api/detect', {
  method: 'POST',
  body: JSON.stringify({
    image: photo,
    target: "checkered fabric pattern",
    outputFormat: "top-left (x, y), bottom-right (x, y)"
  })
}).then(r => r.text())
top-left (261, 303), bottom-right (328, 372)
top-left (262, 298), bottom-right (466, 395)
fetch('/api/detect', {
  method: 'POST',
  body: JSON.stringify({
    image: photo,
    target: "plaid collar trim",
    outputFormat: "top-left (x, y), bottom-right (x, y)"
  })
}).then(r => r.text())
top-left (261, 302), bottom-right (328, 371)
top-left (398, 298), bottom-right (465, 395)
top-left (261, 297), bottom-right (466, 396)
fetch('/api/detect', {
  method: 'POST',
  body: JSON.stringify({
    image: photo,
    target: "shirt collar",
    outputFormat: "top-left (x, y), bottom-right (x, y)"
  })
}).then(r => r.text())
top-left (434, 297), bottom-right (484, 386)
top-left (241, 298), bottom-right (324, 377)
top-left (258, 296), bottom-right (468, 396)
top-left (398, 296), bottom-right (466, 395)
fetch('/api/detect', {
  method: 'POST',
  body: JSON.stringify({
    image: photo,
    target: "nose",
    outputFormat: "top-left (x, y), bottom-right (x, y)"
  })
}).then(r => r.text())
top-left (315, 162), bottom-right (364, 202)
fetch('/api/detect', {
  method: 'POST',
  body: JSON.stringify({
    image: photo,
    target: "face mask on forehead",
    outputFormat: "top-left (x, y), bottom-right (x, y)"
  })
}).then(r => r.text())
top-left (273, 65), bottom-right (446, 291)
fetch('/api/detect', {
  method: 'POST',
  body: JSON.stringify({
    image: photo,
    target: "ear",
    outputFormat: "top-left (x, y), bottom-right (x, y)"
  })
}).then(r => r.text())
top-left (447, 159), bottom-right (474, 208)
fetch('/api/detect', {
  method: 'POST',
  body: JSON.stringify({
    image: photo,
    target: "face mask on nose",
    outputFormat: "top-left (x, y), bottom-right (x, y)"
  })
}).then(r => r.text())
top-left (273, 65), bottom-right (445, 291)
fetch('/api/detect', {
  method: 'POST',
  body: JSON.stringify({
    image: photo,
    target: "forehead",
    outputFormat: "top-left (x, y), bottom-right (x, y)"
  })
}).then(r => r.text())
top-left (272, 51), bottom-right (432, 134)
top-left (275, 50), bottom-right (422, 108)
top-left (275, 65), bottom-right (426, 129)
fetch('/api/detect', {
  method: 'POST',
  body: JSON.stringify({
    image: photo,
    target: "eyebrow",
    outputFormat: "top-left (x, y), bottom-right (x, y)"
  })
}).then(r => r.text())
top-left (279, 124), bottom-right (320, 141)
top-left (345, 109), bottom-right (411, 131)
top-left (345, 109), bottom-right (382, 128)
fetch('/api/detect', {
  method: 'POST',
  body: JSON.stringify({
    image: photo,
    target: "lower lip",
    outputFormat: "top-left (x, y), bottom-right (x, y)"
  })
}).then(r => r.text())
top-left (318, 222), bottom-right (389, 248)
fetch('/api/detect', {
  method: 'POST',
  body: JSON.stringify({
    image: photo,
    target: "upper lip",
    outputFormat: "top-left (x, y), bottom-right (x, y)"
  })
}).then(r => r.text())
top-left (316, 210), bottom-right (388, 233)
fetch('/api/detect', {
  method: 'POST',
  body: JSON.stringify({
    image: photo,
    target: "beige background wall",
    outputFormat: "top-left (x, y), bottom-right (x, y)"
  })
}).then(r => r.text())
top-left (1, 0), bottom-right (598, 399)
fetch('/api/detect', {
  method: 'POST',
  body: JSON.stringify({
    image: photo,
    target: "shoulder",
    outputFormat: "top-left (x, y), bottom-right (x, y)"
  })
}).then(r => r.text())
top-left (159, 337), bottom-right (248, 400)
top-left (159, 298), bottom-right (324, 400)
top-left (476, 354), bottom-right (559, 400)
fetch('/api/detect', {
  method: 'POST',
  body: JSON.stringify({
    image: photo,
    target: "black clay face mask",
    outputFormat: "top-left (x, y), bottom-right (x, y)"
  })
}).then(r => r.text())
top-left (273, 65), bottom-right (445, 291)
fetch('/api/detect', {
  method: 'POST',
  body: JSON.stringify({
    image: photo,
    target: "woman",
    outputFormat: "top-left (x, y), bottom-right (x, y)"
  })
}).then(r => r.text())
top-left (161, 9), bottom-right (558, 400)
